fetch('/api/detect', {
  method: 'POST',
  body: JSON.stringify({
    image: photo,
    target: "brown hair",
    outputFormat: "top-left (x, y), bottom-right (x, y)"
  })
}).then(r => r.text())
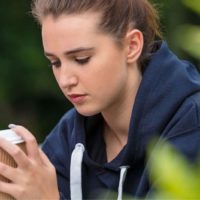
top-left (31, 0), bottom-right (162, 71)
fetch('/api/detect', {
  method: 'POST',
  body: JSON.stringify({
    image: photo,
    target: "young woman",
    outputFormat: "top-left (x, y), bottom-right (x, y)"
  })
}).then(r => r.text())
top-left (0, 0), bottom-right (200, 199)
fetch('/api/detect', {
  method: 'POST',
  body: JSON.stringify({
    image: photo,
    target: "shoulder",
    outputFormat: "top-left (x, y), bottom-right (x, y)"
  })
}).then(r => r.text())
top-left (41, 108), bottom-right (78, 160)
top-left (176, 91), bottom-right (200, 130)
top-left (164, 92), bottom-right (200, 138)
top-left (190, 91), bottom-right (200, 111)
top-left (47, 107), bottom-right (77, 140)
top-left (163, 92), bottom-right (200, 161)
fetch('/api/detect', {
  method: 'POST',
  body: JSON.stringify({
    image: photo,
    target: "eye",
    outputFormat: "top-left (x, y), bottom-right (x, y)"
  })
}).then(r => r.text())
top-left (48, 60), bottom-right (61, 68)
top-left (75, 57), bottom-right (90, 65)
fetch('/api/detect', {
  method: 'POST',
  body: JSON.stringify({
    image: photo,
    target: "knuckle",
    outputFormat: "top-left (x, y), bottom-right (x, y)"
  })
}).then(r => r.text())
top-left (43, 162), bottom-right (55, 174)
top-left (15, 187), bottom-right (26, 199)
top-left (12, 148), bottom-right (21, 157)
top-left (26, 136), bottom-right (37, 145)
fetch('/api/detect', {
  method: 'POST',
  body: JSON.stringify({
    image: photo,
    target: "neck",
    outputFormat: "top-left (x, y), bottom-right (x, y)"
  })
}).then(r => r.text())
top-left (102, 65), bottom-right (142, 146)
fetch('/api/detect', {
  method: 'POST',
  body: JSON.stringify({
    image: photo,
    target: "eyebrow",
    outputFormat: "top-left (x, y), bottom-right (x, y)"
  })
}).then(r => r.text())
top-left (44, 47), bottom-right (95, 57)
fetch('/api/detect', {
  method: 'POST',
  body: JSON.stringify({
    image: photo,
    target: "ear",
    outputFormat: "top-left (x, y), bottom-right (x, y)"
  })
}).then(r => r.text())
top-left (125, 29), bottom-right (144, 64)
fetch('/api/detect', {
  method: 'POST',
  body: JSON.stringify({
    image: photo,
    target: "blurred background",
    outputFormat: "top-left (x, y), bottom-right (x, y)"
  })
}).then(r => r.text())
top-left (0, 0), bottom-right (199, 143)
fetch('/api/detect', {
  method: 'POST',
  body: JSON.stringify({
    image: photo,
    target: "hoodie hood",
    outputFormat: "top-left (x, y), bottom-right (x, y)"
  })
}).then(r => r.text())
top-left (78, 41), bottom-right (200, 169)
top-left (123, 41), bottom-right (200, 166)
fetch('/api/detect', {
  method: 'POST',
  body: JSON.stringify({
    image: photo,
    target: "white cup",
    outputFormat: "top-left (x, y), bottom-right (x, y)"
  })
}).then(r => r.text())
top-left (0, 129), bottom-right (24, 144)
top-left (0, 129), bottom-right (26, 200)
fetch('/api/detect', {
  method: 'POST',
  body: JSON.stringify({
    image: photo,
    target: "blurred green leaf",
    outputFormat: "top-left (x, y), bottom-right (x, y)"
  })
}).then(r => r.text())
top-left (182, 0), bottom-right (200, 15)
top-left (148, 141), bottom-right (200, 199)
top-left (175, 25), bottom-right (200, 60)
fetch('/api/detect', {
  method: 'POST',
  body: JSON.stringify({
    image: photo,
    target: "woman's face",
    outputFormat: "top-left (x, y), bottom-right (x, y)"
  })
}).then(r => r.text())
top-left (42, 12), bottom-right (136, 116)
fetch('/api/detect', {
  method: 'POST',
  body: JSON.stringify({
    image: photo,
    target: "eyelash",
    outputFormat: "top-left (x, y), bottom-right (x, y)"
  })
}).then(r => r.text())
top-left (48, 61), bottom-right (61, 68)
top-left (75, 57), bottom-right (90, 65)
top-left (48, 57), bottom-right (90, 68)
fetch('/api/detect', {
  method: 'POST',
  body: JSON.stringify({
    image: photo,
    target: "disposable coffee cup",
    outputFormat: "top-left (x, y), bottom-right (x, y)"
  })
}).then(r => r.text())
top-left (0, 129), bottom-right (26, 200)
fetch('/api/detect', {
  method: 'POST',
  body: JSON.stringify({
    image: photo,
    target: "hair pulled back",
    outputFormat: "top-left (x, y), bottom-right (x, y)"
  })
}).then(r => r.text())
top-left (31, 0), bottom-right (162, 71)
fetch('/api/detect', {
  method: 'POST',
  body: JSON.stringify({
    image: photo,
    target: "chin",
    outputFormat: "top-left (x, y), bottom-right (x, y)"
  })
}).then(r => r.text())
top-left (75, 107), bottom-right (101, 117)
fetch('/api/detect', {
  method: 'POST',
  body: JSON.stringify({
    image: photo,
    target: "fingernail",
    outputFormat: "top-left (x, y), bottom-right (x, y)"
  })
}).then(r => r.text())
top-left (8, 124), bottom-right (17, 129)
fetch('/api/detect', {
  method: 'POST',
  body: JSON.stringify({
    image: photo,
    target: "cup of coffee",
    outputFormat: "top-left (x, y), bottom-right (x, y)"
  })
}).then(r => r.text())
top-left (0, 129), bottom-right (26, 200)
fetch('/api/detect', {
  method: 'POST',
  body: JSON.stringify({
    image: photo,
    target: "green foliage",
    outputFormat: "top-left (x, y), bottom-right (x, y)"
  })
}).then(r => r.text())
top-left (148, 141), bottom-right (200, 199)
top-left (175, 0), bottom-right (200, 62)
top-left (0, 1), bottom-right (70, 142)
top-left (175, 25), bottom-right (200, 60)
top-left (182, 0), bottom-right (200, 15)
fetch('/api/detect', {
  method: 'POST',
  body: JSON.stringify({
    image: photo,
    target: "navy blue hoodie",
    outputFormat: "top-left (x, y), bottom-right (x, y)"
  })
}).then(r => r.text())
top-left (42, 41), bottom-right (200, 199)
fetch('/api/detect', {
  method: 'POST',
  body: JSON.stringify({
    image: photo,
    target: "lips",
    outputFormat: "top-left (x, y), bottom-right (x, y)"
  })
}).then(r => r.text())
top-left (68, 94), bottom-right (87, 104)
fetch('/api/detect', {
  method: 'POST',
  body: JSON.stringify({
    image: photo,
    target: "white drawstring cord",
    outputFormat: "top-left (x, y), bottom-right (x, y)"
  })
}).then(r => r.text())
top-left (117, 166), bottom-right (129, 200)
top-left (70, 143), bottom-right (85, 200)
top-left (70, 144), bottom-right (129, 200)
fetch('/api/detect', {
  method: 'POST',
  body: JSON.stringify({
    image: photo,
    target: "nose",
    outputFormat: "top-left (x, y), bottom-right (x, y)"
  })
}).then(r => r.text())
top-left (55, 66), bottom-right (78, 89)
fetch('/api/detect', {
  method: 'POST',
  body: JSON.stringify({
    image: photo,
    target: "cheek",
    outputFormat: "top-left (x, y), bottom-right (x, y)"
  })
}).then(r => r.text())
top-left (86, 60), bottom-right (127, 95)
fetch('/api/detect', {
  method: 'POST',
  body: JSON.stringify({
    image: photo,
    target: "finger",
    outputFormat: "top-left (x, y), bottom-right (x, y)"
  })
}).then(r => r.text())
top-left (10, 126), bottom-right (40, 162)
top-left (0, 181), bottom-right (18, 199)
top-left (0, 137), bottom-right (29, 168)
top-left (0, 162), bottom-right (17, 182)
top-left (39, 149), bottom-right (53, 166)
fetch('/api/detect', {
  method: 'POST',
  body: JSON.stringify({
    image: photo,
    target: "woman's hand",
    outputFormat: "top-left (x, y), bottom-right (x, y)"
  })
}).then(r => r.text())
top-left (0, 125), bottom-right (59, 200)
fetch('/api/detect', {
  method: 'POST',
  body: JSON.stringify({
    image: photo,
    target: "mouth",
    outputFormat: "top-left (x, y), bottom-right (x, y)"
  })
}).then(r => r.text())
top-left (68, 94), bottom-right (88, 104)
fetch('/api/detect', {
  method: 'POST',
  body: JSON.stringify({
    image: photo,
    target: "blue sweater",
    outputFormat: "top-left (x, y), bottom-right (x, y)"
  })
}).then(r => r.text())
top-left (42, 41), bottom-right (200, 199)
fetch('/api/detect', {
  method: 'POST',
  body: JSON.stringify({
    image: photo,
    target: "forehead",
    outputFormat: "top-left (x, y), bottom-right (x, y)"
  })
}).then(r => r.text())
top-left (42, 12), bottom-right (100, 38)
top-left (42, 12), bottom-right (103, 49)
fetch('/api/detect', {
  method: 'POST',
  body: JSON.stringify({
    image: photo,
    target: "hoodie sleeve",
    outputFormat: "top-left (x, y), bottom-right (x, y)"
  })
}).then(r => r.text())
top-left (162, 92), bottom-right (200, 162)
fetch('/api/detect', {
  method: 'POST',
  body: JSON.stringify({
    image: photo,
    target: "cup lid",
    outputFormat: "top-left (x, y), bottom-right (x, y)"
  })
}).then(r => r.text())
top-left (0, 129), bottom-right (24, 144)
